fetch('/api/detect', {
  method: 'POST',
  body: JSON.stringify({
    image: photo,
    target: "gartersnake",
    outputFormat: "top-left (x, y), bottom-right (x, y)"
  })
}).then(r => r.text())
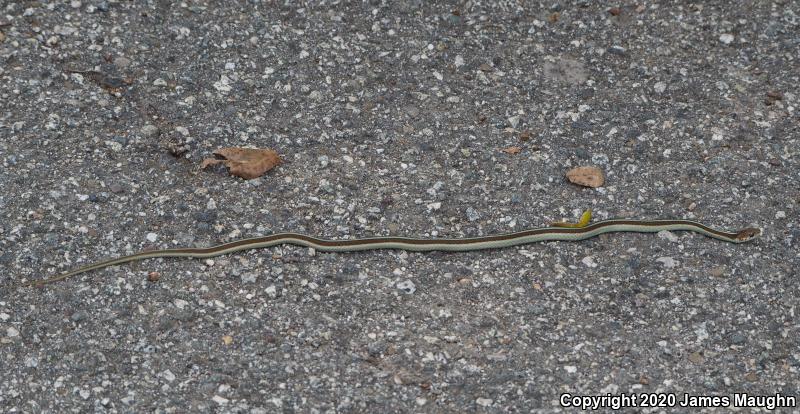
top-left (11, 210), bottom-right (760, 287)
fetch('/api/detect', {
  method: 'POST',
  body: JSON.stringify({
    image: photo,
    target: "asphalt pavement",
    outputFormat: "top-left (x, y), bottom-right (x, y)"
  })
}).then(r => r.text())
top-left (1, 1), bottom-right (797, 412)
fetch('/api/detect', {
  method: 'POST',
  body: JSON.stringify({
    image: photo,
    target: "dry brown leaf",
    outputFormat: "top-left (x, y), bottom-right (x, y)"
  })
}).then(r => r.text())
top-left (201, 147), bottom-right (282, 180)
top-left (502, 146), bottom-right (522, 155)
top-left (222, 335), bottom-right (233, 345)
top-left (566, 166), bottom-right (605, 188)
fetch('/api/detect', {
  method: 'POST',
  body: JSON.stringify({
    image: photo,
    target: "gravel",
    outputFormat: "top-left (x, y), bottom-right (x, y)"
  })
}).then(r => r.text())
top-left (1, 1), bottom-right (798, 412)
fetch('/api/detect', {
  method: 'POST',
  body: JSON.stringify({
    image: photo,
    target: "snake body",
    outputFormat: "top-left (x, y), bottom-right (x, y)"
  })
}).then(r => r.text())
top-left (14, 216), bottom-right (760, 287)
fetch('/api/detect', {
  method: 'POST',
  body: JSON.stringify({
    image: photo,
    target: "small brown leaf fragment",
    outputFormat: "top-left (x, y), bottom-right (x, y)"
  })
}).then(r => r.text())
top-left (519, 130), bottom-right (532, 141)
top-left (765, 90), bottom-right (783, 105)
top-left (147, 271), bottom-right (160, 282)
top-left (608, 7), bottom-right (622, 16)
top-left (566, 166), bottom-right (605, 188)
top-left (688, 352), bottom-right (705, 365)
top-left (636, 4), bottom-right (646, 13)
top-left (548, 12), bottom-right (559, 23)
top-left (766, 91), bottom-right (783, 100)
top-left (201, 147), bottom-right (282, 180)
top-left (502, 146), bottom-right (522, 155)
top-left (222, 335), bottom-right (233, 345)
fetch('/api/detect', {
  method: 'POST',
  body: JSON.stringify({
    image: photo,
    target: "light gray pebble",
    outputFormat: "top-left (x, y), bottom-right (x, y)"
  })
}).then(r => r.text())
top-left (141, 124), bottom-right (160, 138)
top-left (404, 105), bottom-right (420, 117)
top-left (241, 273), bottom-right (258, 284)
top-left (70, 311), bottom-right (89, 323)
top-left (114, 56), bottom-right (132, 68)
top-left (396, 280), bottom-right (416, 294)
top-left (466, 207), bottom-right (480, 222)
top-left (608, 45), bottom-right (626, 55)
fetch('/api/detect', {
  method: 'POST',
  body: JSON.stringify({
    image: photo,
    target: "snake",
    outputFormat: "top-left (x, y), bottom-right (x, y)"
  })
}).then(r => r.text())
top-left (11, 210), bottom-right (760, 287)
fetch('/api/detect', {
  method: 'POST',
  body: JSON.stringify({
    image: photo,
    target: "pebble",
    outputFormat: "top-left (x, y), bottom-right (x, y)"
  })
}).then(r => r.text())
top-left (656, 257), bottom-right (677, 268)
top-left (114, 56), bottom-right (131, 68)
top-left (146, 233), bottom-right (159, 242)
top-left (70, 311), bottom-right (88, 323)
top-left (657, 230), bottom-right (679, 242)
top-left (476, 398), bottom-right (493, 407)
top-left (466, 207), bottom-right (480, 222)
top-left (213, 75), bottom-right (232, 92)
top-left (581, 256), bottom-right (597, 268)
top-left (265, 285), bottom-right (278, 298)
top-left (719, 34), bottom-right (734, 45)
top-left (141, 124), bottom-right (160, 138)
top-left (404, 105), bottom-right (420, 117)
top-left (162, 370), bottom-right (176, 382)
top-left (112, 135), bottom-right (128, 146)
top-left (607, 45), bottom-right (626, 55)
top-left (241, 273), bottom-right (258, 284)
top-left (729, 332), bottom-right (746, 345)
top-left (109, 183), bottom-right (125, 193)
top-left (396, 280), bottom-right (416, 294)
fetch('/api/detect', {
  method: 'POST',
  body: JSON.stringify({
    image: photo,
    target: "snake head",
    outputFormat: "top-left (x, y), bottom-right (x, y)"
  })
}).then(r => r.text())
top-left (735, 227), bottom-right (761, 242)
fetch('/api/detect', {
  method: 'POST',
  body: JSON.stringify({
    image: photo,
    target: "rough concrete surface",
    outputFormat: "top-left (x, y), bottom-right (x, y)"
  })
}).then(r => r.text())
top-left (1, 1), bottom-right (798, 412)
